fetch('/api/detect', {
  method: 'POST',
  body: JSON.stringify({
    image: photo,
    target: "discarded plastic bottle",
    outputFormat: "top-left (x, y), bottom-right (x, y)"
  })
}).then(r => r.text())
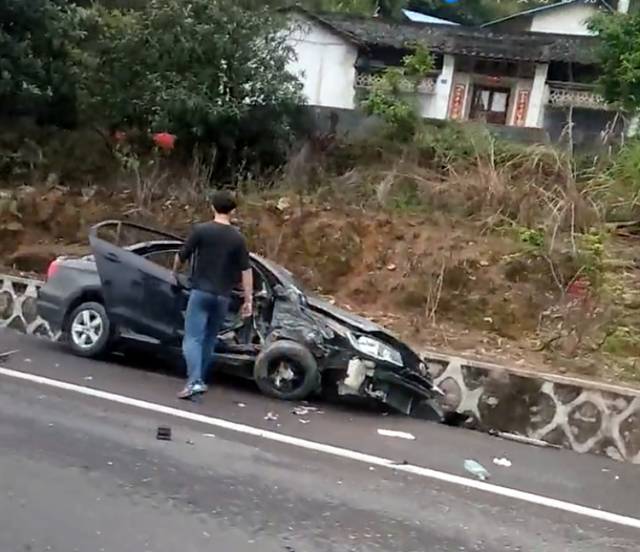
top-left (464, 459), bottom-right (490, 481)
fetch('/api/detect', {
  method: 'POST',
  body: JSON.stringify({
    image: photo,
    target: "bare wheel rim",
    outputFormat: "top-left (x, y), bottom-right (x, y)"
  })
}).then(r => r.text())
top-left (268, 360), bottom-right (305, 393)
top-left (70, 308), bottom-right (104, 349)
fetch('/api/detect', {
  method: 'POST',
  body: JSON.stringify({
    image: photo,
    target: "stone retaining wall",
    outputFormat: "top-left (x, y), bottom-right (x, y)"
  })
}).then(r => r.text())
top-left (2, 273), bottom-right (639, 464)
top-left (425, 353), bottom-right (640, 464)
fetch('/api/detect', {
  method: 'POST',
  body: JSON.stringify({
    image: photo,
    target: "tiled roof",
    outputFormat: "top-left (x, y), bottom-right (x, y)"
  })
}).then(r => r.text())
top-left (296, 9), bottom-right (599, 64)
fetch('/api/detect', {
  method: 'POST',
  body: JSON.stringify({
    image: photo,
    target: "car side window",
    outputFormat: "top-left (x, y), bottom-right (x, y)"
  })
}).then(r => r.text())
top-left (144, 249), bottom-right (190, 274)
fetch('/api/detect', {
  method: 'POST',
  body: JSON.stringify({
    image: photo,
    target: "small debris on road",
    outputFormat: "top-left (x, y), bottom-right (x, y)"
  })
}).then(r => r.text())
top-left (186, 439), bottom-right (195, 446)
top-left (291, 406), bottom-right (319, 416)
top-left (84, 376), bottom-right (93, 381)
top-left (24, 358), bottom-right (32, 363)
top-left (264, 412), bottom-right (279, 421)
top-left (0, 349), bottom-right (19, 360)
top-left (493, 431), bottom-right (560, 449)
top-left (156, 426), bottom-right (172, 441)
top-left (377, 429), bottom-right (416, 440)
top-left (493, 457), bottom-right (512, 468)
top-left (298, 419), bottom-right (310, 424)
top-left (464, 459), bottom-right (490, 481)
top-left (235, 402), bottom-right (247, 408)
top-left (202, 433), bottom-right (216, 438)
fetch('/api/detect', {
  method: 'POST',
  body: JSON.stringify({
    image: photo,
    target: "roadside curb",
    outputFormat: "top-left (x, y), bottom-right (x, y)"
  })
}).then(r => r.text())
top-left (2, 273), bottom-right (638, 464)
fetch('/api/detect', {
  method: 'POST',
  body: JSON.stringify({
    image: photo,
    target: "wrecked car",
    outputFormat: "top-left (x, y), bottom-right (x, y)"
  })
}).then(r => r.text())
top-left (37, 220), bottom-right (444, 420)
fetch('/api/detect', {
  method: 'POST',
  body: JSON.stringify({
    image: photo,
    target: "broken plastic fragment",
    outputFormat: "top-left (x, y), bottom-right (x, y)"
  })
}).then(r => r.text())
top-left (264, 412), bottom-right (278, 421)
top-left (156, 426), bottom-right (172, 441)
top-left (494, 431), bottom-right (560, 449)
top-left (493, 457), bottom-right (512, 468)
top-left (298, 419), bottom-right (310, 424)
top-left (0, 349), bottom-right (19, 360)
top-left (464, 459), bottom-right (490, 481)
top-left (202, 433), bottom-right (216, 438)
top-left (291, 406), bottom-right (318, 416)
top-left (235, 402), bottom-right (247, 408)
top-left (377, 429), bottom-right (416, 440)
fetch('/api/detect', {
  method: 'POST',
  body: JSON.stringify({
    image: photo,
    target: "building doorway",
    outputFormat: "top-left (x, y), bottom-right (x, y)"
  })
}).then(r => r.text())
top-left (469, 86), bottom-right (511, 125)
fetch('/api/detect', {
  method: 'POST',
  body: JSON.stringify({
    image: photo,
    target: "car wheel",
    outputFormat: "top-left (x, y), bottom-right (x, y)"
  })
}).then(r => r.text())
top-left (66, 302), bottom-right (111, 358)
top-left (253, 340), bottom-right (320, 401)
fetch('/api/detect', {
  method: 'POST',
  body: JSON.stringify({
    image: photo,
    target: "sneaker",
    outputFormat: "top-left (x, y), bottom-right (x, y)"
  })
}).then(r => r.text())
top-left (192, 382), bottom-right (208, 394)
top-left (177, 385), bottom-right (197, 400)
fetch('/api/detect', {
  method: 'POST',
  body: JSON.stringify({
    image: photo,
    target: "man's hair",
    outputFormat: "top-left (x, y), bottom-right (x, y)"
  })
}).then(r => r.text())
top-left (211, 190), bottom-right (237, 214)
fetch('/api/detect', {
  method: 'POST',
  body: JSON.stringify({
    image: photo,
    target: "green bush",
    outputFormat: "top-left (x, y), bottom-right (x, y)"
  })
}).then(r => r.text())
top-left (0, 0), bottom-right (81, 125)
top-left (74, 0), bottom-right (303, 168)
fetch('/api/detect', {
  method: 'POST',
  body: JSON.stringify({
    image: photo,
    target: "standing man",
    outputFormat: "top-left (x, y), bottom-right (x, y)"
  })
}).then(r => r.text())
top-left (173, 190), bottom-right (253, 399)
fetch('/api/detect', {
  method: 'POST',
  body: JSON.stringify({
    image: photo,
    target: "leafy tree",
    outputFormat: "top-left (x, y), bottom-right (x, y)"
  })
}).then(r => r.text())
top-left (76, 0), bottom-right (304, 166)
top-left (0, 0), bottom-right (82, 125)
top-left (589, 11), bottom-right (640, 112)
top-left (362, 45), bottom-right (435, 137)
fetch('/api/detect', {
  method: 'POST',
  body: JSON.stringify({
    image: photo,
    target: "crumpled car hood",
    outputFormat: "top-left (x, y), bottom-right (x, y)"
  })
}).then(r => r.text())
top-left (306, 296), bottom-right (385, 334)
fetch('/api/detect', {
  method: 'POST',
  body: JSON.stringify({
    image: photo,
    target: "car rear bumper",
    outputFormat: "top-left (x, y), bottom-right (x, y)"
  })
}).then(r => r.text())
top-left (36, 290), bottom-right (65, 332)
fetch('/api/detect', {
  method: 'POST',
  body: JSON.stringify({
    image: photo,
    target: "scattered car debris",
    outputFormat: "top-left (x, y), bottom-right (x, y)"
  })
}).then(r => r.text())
top-left (291, 406), bottom-right (320, 416)
top-left (492, 431), bottom-right (560, 449)
top-left (202, 433), bottom-right (216, 439)
top-left (464, 459), bottom-right (490, 481)
top-left (235, 402), bottom-right (247, 408)
top-left (186, 439), bottom-right (195, 446)
top-left (377, 429), bottom-right (416, 440)
top-left (156, 426), bottom-right (172, 441)
top-left (264, 412), bottom-right (279, 421)
top-left (24, 358), bottom-right (32, 363)
top-left (84, 376), bottom-right (93, 381)
top-left (298, 419), bottom-right (310, 424)
top-left (493, 457), bottom-right (512, 468)
top-left (0, 349), bottom-right (19, 361)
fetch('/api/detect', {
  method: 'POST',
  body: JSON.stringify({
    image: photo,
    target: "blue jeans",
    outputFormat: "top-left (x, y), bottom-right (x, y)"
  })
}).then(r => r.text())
top-left (182, 290), bottom-right (230, 387)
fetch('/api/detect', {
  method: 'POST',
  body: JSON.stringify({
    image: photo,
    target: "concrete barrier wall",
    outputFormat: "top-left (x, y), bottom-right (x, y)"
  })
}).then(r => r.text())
top-left (2, 273), bottom-right (639, 464)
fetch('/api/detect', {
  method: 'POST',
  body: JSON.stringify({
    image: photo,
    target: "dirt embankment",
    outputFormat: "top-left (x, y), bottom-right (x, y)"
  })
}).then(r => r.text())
top-left (3, 184), bottom-right (640, 386)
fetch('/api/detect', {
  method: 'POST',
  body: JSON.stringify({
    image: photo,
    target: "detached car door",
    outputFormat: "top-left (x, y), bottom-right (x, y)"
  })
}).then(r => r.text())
top-left (89, 221), bottom-right (188, 345)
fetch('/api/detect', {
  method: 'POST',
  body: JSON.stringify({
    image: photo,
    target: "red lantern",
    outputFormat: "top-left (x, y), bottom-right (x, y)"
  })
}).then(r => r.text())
top-left (152, 132), bottom-right (176, 152)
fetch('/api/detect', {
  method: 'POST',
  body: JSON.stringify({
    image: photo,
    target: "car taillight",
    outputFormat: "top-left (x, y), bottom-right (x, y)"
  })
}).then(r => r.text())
top-left (46, 260), bottom-right (59, 281)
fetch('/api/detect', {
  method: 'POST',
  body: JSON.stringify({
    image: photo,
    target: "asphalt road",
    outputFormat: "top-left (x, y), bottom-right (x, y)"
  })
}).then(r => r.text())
top-left (1, 330), bottom-right (639, 551)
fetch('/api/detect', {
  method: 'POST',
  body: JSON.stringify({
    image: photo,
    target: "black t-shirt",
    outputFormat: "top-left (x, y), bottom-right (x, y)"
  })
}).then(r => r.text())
top-left (178, 222), bottom-right (250, 296)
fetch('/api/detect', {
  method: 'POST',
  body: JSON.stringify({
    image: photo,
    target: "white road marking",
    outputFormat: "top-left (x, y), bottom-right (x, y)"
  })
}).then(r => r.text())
top-left (1, 365), bottom-right (639, 531)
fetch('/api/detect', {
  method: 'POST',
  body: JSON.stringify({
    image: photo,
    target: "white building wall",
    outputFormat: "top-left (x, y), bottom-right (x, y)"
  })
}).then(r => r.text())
top-left (428, 54), bottom-right (456, 120)
top-left (286, 17), bottom-right (357, 109)
top-left (530, 3), bottom-right (600, 36)
top-left (526, 63), bottom-right (549, 128)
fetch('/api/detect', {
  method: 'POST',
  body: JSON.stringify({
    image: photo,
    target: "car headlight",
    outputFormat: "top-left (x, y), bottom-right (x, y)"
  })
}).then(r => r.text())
top-left (348, 334), bottom-right (403, 367)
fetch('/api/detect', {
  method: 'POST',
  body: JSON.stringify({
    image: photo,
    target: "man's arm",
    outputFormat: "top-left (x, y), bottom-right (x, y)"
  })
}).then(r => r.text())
top-left (239, 238), bottom-right (253, 318)
top-left (240, 268), bottom-right (253, 318)
top-left (173, 226), bottom-right (199, 282)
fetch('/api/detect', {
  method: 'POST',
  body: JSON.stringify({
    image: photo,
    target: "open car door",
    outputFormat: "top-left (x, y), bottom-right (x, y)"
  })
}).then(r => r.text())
top-left (89, 221), bottom-right (188, 345)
